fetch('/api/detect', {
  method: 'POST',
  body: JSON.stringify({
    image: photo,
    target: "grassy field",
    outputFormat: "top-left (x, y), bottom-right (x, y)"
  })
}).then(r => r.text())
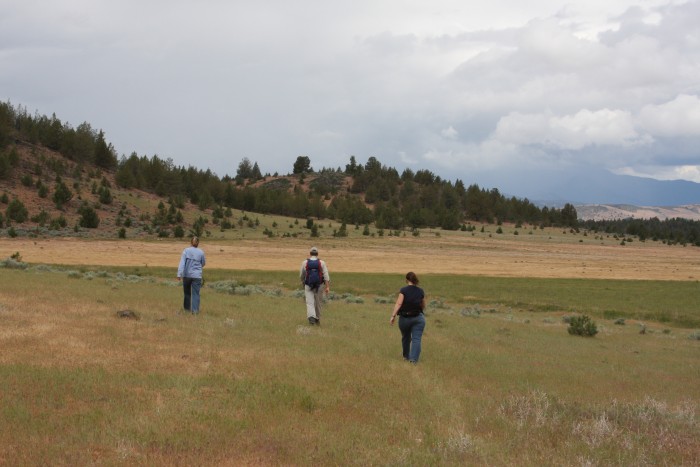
top-left (1, 262), bottom-right (698, 465)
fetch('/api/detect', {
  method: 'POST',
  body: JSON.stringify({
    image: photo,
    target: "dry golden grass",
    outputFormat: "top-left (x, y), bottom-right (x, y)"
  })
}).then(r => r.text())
top-left (2, 226), bottom-right (699, 280)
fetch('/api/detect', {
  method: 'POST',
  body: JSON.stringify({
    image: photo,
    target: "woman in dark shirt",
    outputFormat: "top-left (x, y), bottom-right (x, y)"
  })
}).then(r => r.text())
top-left (390, 272), bottom-right (426, 364)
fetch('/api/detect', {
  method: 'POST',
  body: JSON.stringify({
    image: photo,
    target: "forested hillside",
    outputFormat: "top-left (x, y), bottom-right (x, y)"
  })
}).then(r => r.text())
top-left (114, 151), bottom-right (579, 230)
top-left (3, 101), bottom-right (699, 245)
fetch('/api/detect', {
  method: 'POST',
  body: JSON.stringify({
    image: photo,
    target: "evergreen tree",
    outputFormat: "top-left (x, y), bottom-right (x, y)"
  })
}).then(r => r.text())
top-left (6, 198), bottom-right (28, 223)
top-left (293, 156), bottom-right (312, 174)
top-left (235, 157), bottom-right (254, 184)
top-left (53, 179), bottom-right (74, 209)
top-left (93, 130), bottom-right (117, 169)
top-left (251, 162), bottom-right (263, 180)
top-left (78, 203), bottom-right (100, 228)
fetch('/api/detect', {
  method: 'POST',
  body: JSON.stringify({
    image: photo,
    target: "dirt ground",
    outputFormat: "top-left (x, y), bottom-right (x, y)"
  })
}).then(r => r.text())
top-left (2, 234), bottom-right (699, 281)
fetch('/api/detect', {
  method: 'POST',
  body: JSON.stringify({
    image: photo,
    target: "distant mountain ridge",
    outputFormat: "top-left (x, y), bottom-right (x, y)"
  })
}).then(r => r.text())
top-left (488, 167), bottom-right (700, 206)
top-left (575, 204), bottom-right (700, 221)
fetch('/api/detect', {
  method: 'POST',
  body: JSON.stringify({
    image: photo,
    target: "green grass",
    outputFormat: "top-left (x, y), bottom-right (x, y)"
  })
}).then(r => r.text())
top-left (1, 267), bottom-right (698, 464)
top-left (42, 263), bottom-right (700, 328)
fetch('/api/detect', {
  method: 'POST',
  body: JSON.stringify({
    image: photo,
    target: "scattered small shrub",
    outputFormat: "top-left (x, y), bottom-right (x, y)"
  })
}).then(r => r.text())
top-left (6, 199), bottom-right (28, 223)
top-left (344, 295), bottom-right (364, 304)
top-left (78, 203), bottom-right (100, 228)
top-left (429, 298), bottom-right (449, 309)
top-left (568, 315), bottom-right (598, 337)
top-left (49, 215), bottom-right (67, 230)
top-left (614, 318), bottom-right (626, 325)
top-left (0, 256), bottom-right (27, 269)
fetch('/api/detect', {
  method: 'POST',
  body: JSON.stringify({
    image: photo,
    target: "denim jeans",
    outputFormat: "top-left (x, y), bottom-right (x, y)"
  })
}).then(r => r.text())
top-left (183, 277), bottom-right (202, 313)
top-left (398, 313), bottom-right (426, 362)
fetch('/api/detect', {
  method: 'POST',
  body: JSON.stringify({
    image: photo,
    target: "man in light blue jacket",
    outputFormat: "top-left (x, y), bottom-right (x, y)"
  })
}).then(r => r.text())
top-left (177, 236), bottom-right (206, 314)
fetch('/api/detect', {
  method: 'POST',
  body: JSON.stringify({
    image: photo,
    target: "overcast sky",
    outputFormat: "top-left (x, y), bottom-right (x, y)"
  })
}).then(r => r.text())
top-left (2, 0), bottom-right (699, 201)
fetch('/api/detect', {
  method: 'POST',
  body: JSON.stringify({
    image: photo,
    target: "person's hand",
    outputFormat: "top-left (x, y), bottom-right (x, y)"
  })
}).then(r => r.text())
top-left (325, 286), bottom-right (330, 294)
top-left (177, 277), bottom-right (181, 281)
top-left (390, 315), bottom-right (396, 325)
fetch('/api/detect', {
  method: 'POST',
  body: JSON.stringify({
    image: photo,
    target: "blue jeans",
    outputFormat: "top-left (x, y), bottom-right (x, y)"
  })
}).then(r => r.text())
top-left (182, 277), bottom-right (202, 313)
top-left (399, 314), bottom-right (426, 362)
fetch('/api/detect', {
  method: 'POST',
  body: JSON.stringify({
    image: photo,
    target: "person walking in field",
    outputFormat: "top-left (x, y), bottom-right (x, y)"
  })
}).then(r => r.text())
top-left (390, 272), bottom-right (426, 364)
top-left (177, 236), bottom-right (206, 314)
top-left (300, 246), bottom-right (330, 325)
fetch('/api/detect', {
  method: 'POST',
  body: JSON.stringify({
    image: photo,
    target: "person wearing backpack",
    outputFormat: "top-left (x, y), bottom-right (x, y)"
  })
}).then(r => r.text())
top-left (299, 246), bottom-right (330, 325)
top-left (389, 272), bottom-right (426, 363)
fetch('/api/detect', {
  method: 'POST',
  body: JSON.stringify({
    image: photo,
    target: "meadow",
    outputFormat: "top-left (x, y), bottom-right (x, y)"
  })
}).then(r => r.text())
top-left (1, 235), bottom-right (699, 465)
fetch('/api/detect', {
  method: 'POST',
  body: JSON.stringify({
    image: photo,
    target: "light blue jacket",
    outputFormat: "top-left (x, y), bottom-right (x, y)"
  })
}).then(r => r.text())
top-left (178, 246), bottom-right (206, 279)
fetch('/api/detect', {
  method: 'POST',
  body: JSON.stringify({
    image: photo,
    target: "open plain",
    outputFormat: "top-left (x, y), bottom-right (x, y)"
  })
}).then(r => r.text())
top-left (2, 227), bottom-right (699, 281)
top-left (1, 228), bottom-right (699, 465)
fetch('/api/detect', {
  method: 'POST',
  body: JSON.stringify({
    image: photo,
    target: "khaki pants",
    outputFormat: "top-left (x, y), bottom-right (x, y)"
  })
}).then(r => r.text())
top-left (304, 285), bottom-right (324, 320)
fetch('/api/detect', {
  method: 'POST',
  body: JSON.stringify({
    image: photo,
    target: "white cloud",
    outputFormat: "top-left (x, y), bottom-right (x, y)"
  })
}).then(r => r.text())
top-left (614, 164), bottom-right (700, 183)
top-left (637, 94), bottom-right (700, 137)
top-left (493, 108), bottom-right (642, 150)
top-left (440, 126), bottom-right (459, 139)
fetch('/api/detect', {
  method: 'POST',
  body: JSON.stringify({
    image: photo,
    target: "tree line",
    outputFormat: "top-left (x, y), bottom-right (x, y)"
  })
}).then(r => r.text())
top-left (114, 152), bottom-right (579, 230)
top-left (0, 101), bottom-right (118, 171)
top-left (580, 217), bottom-right (700, 247)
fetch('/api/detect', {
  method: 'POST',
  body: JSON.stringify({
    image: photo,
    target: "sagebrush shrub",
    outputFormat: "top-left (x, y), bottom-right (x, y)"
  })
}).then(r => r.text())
top-left (568, 315), bottom-right (598, 337)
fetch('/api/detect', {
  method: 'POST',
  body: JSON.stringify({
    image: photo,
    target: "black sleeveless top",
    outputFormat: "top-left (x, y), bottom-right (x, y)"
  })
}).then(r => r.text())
top-left (399, 285), bottom-right (424, 316)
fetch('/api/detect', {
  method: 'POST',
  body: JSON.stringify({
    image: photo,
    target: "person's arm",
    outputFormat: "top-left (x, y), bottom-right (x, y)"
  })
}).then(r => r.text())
top-left (177, 250), bottom-right (186, 280)
top-left (322, 260), bottom-right (330, 294)
top-left (200, 250), bottom-right (206, 268)
top-left (390, 293), bottom-right (404, 325)
top-left (299, 260), bottom-right (307, 285)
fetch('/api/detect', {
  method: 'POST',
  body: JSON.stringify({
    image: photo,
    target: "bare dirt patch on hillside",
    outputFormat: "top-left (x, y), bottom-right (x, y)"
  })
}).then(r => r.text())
top-left (2, 235), bottom-right (698, 281)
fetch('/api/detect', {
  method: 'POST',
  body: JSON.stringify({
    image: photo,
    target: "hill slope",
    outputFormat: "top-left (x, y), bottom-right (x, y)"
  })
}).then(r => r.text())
top-left (576, 204), bottom-right (700, 221)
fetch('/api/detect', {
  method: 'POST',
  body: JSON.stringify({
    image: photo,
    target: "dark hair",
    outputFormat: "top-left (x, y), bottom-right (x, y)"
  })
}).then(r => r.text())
top-left (406, 271), bottom-right (419, 285)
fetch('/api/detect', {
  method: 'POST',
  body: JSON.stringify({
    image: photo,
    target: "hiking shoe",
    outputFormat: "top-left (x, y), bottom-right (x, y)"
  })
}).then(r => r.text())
top-left (308, 317), bottom-right (317, 325)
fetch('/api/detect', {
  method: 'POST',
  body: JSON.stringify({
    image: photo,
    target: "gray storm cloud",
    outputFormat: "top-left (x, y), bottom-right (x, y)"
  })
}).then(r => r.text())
top-left (1, 0), bottom-right (698, 196)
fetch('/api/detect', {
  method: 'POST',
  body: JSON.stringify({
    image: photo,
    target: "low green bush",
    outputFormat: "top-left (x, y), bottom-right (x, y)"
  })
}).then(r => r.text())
top-left (567, 314), bottom-right (598, 337)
